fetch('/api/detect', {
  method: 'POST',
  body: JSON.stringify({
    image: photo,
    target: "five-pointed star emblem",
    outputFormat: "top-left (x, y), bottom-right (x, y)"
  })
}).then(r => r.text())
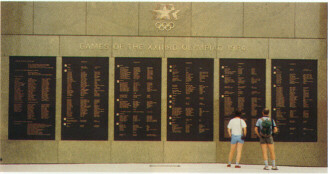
top-left (153, 4), bottom-right (180, 20)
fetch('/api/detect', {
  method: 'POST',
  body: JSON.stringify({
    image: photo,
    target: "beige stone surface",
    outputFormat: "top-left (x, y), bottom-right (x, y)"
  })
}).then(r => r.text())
top-left (239, 142), bottom-right (263, 164)
top-left (213, 58), bottom-right (220, 141)
top-left (60, 36), bottom-right (112, 57)
top-left (58, 141), bottom-right (111, 163)
top-left (269, 39), bottom-right (326, 59)
top-left (164, 142), bottom-right (216, 162)
top-left (1, 57), bottom-right (9, 140)
top-left (295, 3), bottom-right (327, 38)
top-left (113, 37), bottom-right (164, 57)
top-left (274, 142), bottom-right (327, 166)
top-left (191, 2), bottom-right (243, 37)
top-left (87, 2), bottom-right (138, 36)
top-left (108, 57), bottom-right (115, 141)
top-left (217, 142), bottom-right (263, 164)
top-left (265, 59), bottom-right (271, 111)
top-left (217, 38), bottom-right (268, 58)
top-left (317, 55), bottom-right (327, 144)
top-left (1, 140), bottom-right (58, 163)
top-left (55, 57), bottom-right (62, 141)
top-left (1, 2), bottom-right (33, 34)
top-left (1, 35), bottom-right (59, 56)
top-left (218, 142), bottom-right (327, 167)
top-left (161, 58), bottom-right (168, 141)
top-left (111, 142), bottom-right (164, 163)
top-left (244, 3), bottom-right (295, 38)
top-left (34, 2), bottom-right (86, 35)
top-left (139, 2), bottom-right (192, 36)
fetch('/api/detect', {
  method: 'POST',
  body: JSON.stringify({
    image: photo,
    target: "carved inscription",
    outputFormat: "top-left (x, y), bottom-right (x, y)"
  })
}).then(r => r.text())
top-left (78, 42), bottom-right (247, 52)
top-left (113, 43), bottom-right (246, 52)
top-left (80, 42), bottom-right (110, 50)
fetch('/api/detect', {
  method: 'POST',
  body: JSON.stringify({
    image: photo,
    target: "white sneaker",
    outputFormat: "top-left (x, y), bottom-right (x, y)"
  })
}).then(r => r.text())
top-left (272, 166), bottom-right (278, 170)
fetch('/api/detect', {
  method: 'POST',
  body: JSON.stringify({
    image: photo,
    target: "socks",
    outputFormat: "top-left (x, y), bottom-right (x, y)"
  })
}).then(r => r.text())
top-left (264, 160), bottom-right (269, 167)
top-left (236, 162), bottom-right (239, 166)
top-left (272, 160), bottom-right (276, 167)
top-left (228, 161), bottom-right (232, 165)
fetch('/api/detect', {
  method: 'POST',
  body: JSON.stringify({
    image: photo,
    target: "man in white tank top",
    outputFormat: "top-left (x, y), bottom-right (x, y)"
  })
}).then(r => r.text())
top-left (227, 110), bottom-right (247, 168)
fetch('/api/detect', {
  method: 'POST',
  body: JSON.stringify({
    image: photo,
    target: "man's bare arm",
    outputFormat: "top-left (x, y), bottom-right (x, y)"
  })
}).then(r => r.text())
top-left (227, 128), bottom-right (231, 137)
top-left (254, 127), bottom-right (260, 137)
top-left (243, 127), bottom-right (247, 137)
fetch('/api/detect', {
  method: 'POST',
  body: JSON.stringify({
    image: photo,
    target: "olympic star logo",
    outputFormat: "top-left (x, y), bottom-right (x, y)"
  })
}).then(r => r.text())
top-left (153, 4), bottom-right (180, 20)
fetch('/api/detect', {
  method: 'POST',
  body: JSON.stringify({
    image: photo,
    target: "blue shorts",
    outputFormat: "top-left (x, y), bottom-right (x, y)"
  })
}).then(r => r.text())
top-left (231, 135), bottom-right (244, 144)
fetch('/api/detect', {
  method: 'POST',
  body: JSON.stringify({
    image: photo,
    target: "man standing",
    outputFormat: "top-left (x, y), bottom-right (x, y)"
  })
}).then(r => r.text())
top-left (254, 108), bottom-right (278, 170)
top-left (227, 110), bottom-right (247, 168)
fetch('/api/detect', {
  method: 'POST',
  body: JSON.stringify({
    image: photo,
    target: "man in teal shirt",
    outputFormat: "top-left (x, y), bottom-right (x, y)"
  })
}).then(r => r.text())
top-left (255, 108), bottom-right (278, 170)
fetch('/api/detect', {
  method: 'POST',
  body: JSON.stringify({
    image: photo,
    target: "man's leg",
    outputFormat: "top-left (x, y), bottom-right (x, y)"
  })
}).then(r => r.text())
top-left (228, 144), bottom-right (237, 164)
top-left (268, 143), bottom-right (277, 169)
top-left (236, 143), bottom-right (244, 164)
top-left (267, 144), bottom-right (276, 160)
top-left (261, 144), bottom-right (268, 161)
top-left (261, 144), bottom-right (269, 169)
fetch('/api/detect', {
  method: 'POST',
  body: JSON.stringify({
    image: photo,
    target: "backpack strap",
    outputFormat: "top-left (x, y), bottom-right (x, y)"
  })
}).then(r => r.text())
top-left (240, 119), bottom-right (243, 135)
top-left (261, 117), bottom-right (270, 121)
top-left (260, 118), bottom-right (264, 137)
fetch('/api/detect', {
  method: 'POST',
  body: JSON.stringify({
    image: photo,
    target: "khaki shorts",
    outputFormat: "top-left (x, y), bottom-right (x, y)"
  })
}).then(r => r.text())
top-left (259, 136), bottom-right (274, 144)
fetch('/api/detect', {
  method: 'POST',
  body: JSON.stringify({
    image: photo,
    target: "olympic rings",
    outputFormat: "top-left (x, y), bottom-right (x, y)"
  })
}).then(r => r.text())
top-left (155, 22), bottom-right (175, 31)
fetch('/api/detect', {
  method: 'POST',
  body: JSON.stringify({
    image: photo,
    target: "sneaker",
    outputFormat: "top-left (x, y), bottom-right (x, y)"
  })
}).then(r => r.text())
top-left (227, 164), bottom-right (231, 167)
top-left (235, 165), bottom-right (241, 168)
top-left (272, 166), bottom-right (279, 170)
top-left (263, 166), bottom-right (269, 170)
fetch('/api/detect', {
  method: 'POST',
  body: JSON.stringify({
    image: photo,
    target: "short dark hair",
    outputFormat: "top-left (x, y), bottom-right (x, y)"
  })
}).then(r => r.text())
top-left (235, 110), bottom-right (242, 116)
top-left (263, 108), bottom-right (270, 115)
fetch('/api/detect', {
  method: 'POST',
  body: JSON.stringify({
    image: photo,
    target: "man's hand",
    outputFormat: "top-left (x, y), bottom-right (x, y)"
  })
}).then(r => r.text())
top-left (241, 127), bottom-right (247, 140)
top-left (273, 127), bottom-right (278, 134)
